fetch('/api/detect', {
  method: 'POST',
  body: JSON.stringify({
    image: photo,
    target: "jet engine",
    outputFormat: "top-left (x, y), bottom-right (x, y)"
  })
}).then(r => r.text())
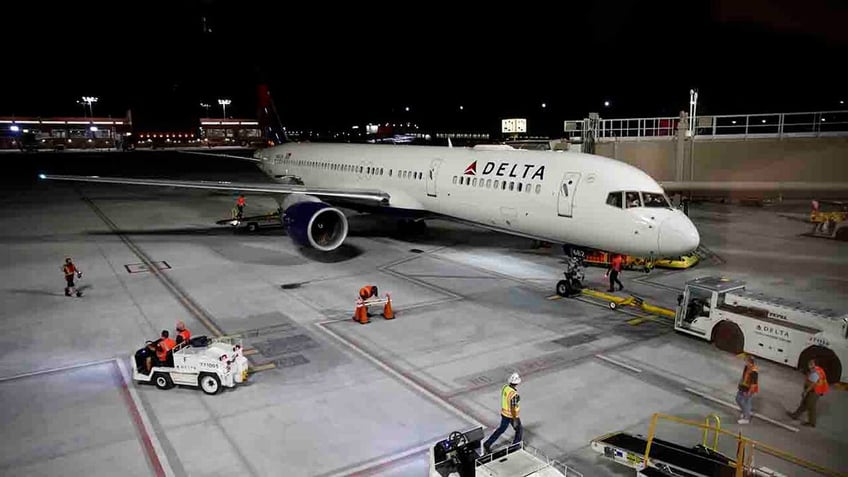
top-left (282, 200), bottom-right (349, 251)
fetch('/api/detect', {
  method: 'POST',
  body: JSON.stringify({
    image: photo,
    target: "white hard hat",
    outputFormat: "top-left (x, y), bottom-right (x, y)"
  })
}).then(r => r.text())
top-left (508, 372), bottom-right (521, 385)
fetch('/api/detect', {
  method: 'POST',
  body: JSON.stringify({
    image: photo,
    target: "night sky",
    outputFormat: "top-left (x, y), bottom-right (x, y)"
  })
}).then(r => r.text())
top-left (2, 0), bottom-right (846, 136)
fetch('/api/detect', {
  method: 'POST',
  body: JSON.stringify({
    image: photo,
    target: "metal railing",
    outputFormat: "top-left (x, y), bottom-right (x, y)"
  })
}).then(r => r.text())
top-left (564, 110), bottom-right (848, 141)
top-left (475, 442), bottom-right (584, 476)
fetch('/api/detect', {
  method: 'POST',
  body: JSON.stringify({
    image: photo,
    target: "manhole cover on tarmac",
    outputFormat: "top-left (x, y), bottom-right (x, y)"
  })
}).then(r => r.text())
top-left (552, 333), bottom-right (598, 348)
top-left (253, 334), bottom-right (318, 356)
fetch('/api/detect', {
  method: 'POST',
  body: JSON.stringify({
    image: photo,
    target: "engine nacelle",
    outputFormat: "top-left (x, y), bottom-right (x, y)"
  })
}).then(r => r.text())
top-left (282, 201), bottom-right (349, 251)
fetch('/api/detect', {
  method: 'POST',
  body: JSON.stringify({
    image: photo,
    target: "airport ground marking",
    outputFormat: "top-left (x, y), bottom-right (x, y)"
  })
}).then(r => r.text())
top-left (114, 358), bottom-right (174, 477)
top-left (683, 387), bottom-right (799, 433)
top-left (595, 354), bottom-right (643, 374)
top-left (0, 357), bottom-right (118, 382)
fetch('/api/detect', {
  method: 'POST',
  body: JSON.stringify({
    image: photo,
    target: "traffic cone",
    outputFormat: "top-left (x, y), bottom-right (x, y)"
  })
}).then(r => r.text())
top-left (382, 293), bottom-right (394, 320)
top-left (353, 299), bottom-right (370, 324)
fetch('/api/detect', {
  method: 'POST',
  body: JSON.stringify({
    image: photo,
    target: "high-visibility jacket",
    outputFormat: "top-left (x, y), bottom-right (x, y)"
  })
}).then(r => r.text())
top-left (177, 328), bottom-right (191, 344)
top-left (739, 364), bottom-right (759, 394)
top-left (63, 263), bottom-right (77, 276)
top-left (500, 385), bottom-right (520, 418)
top-left (157, 338), bottom-right (176, 362)
top-left (812, 366), bottom-right (829, 395)
top-left (359, 285), bottom-right (375, 299)
top-left (611, 255), bottom-right (623, 272)
top-left (237, 197), bottom-right (246, 206)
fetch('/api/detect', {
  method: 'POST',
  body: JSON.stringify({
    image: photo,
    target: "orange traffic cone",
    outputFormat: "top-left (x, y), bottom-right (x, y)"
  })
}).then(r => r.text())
top-left (354, 298), bottom-right (370, 324)
top-left (382, 293), bottom-right (394, 319)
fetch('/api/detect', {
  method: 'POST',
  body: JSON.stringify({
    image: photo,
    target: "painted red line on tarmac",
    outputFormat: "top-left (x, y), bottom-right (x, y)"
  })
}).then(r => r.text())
top-left (112, 361), bottom-right (166, 477)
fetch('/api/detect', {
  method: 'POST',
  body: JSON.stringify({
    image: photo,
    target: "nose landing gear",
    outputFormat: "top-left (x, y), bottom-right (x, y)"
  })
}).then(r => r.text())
top-left (556, 255), bottom-right (585, 297)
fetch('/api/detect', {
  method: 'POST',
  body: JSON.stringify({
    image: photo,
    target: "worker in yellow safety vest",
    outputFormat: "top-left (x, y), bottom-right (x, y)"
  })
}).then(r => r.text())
top-left (482, 372), bottom-right (523, 454)
top-left (735, 355), bottom-right (759, 424)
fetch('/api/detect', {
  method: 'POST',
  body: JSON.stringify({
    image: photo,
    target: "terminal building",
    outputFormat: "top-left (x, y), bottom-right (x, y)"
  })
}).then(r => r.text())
top-left (0, 114), bottom-right (132, 150)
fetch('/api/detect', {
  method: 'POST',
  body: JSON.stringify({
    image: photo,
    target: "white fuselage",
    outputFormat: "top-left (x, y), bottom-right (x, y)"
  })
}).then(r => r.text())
top-left (254, 143), bottom-right (700, 257)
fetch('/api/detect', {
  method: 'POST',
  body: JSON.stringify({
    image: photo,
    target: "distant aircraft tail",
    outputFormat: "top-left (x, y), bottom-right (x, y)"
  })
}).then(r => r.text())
top-left (257, 84), bottom-right (287, 145)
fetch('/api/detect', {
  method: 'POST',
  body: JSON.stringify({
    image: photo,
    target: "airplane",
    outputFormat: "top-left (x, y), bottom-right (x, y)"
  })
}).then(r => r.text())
top-left (40, 141), bottom-right (700, 291)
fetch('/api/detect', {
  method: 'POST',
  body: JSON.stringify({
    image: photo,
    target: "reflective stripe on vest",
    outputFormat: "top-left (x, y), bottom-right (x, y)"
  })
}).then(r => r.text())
top-left (500, 385), bottom-right (519, 418)
top-left (741, 364), bottom-right (759, 394)
top-left (813, 366), bottom-right (829, 395)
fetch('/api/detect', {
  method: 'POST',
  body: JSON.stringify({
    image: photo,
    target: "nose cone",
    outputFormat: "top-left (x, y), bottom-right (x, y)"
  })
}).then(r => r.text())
top-left (658, 214), bottom-right (700, 256)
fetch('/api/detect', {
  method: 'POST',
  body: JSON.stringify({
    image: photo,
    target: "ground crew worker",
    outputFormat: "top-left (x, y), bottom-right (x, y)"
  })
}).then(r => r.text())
top-left (156, 330), bottom-right (177, 366)
top-left (62, 257), bottom-right (82, 297)
top-left (235, 194), bottom-right (246, 219)
top-left (788, 359), bottom-right (829, 427)
top-left (735, 355), bottom-right (759, 424)
top-left (175, 321), bottom-right (191, 345)
top-left (606, 254), bottom-right (624, 292)
top-left (483, 373), bottom-right (523, 454)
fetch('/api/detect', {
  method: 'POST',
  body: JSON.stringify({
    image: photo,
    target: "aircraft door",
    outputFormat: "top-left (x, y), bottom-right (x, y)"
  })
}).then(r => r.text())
top-left (427, 159), bottom-right (443, 197)
top-left (557, 172), bottom-right (581, 217)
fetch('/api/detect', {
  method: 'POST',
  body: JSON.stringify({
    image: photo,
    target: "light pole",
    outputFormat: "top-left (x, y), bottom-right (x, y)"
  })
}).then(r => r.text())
top-left (218, 99), bottom-right (231, 118)
top-left (82, 96), bottom-right (98, 117)
top-left (689, 89), bottom-right (698, 183)
top-left (200, 102), bottom-right (211, 117)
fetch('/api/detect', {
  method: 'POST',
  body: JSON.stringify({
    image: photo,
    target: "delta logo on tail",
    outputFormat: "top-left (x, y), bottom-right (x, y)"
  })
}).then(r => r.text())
top-left (464, 161), bottom-right (477, 175)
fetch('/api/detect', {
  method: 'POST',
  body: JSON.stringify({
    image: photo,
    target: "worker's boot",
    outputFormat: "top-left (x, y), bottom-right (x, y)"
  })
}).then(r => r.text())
top-left (65, 287), bottom-right (72, 297)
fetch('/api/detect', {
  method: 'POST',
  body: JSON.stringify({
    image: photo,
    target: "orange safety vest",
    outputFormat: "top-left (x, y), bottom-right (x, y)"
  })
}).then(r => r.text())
top-left (740, 364), bottom-right (759, 394)
top-left (611, 255), bottom-right (623, 272)
top-left (237, 197), bottom-right (245, 206)
top-left (500, 385), bottom-right (520, 418)
top-left (359, 285), bottom-right (375, 299)
top-left (812, 366), bottom-right (829, 395)
top-left (63, 263), bottom-right (77, 276)
top-left (157, 338), bottom-right (176, 362)
top-left (177, 329), bottom-right (191, 343)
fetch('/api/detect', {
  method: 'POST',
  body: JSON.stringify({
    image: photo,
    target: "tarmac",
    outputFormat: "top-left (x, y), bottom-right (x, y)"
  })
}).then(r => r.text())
top-left (0, 151), bottom-right (846, 476)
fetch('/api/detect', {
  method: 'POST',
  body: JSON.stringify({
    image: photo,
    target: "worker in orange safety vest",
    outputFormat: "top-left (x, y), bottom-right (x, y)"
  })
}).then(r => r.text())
top-left (788, 359), bottom-right (829, 427)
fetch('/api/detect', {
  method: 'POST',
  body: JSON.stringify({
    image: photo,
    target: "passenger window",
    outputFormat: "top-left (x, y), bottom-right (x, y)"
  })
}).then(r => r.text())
top-left (452, 176), bottom-right (457, 184)
top-left (486, 179), bottom-right (492, 188)
top-left (494, 180), bottom-right (500, 189)
top-left (626, 191), bottom-right (642, 208)
top-left (380, 168), bottom-right (384, 175)
top-left (472, 178), bottom-right (478, 187)
top-left (561, 184), bottom-right (568, 196)
top-left (509, 182), bottom-right (514, 191)
top-left (606, 192), bottom-right (622, 208)
top-left (535, 184), bottom-right (542, 194)
top-left (389, 169), bottom-right (393, 177)
top-left (526, 183), bottom-right (531, 193)
top-left (517, 183), bottom-right (522, 192)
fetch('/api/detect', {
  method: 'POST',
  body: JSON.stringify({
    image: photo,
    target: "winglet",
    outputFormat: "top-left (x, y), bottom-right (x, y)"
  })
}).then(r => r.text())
top-left (447, 138), bottom-right (453, 148)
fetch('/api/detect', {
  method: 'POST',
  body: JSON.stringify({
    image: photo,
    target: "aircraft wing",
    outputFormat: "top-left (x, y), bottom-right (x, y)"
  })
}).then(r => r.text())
top-left (39, 174), bottom-right (390, 204)
top-left (177, 150), bottom-right (263, 163)
top-left (660, 181), bottom-right (848, 197)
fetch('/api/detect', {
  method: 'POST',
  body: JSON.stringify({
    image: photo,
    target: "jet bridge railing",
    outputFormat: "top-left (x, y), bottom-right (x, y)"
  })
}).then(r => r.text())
top-left (643, 413), bottom-right (844, 477)
top-left (565, 110), bottom-right (848, 141)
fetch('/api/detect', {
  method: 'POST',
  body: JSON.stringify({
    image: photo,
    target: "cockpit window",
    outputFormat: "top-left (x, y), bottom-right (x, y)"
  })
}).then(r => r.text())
top-left (606, 192), bottom-right (622, 208)
top-left (626, 192), bottom-right (642, 208)
top-left (643, 192), bottom-right (671, 208)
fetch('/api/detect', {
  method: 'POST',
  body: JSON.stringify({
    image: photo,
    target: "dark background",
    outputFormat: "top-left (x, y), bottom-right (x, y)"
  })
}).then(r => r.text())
top-left (2, 0), bottom-right (846, 136)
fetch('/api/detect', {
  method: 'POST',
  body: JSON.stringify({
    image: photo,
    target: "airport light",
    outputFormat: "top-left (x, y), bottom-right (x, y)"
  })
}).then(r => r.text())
top-left (459, 105), bottom-right (464, 111)
top-left (218, 98), bottom-right (231, 118)
top-left (81, 96), bottom-right (98, 117)
top-left (89, 126), bottom-right (98, 132)
top-left (200, 102), bottom-right (211, 116)
top-left (405, 106), bottom-right (410, 112)
top-left (10, 125), bottom-right (19, 132)
top-left (604, 100), bottom-right (610, 107)
top-left (541, 102), bottom-right (546, 109)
